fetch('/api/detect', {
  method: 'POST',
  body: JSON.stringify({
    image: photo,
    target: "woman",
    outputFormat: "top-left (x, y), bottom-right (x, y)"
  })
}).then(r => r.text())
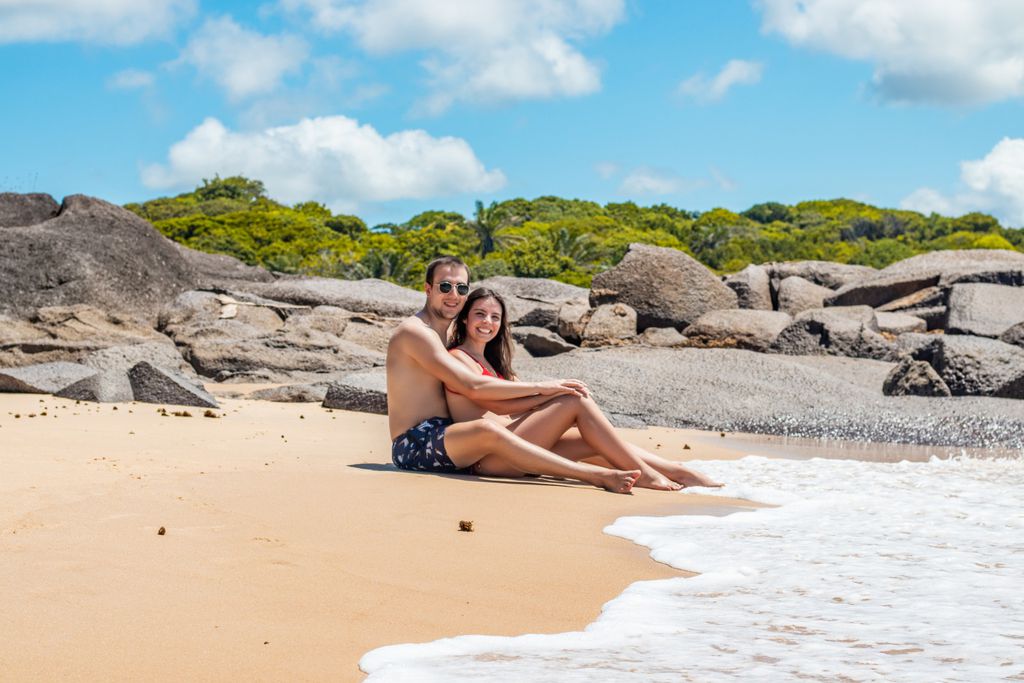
top-left (445, 288), bottom-right (721, 490)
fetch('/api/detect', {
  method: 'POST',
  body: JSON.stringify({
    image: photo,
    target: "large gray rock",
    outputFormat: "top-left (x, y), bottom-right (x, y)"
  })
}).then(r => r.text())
top-left (882, 358), bottom-right (951, 397)
top-left (169, 241), bottom-right (274, 284)
top-left (765, 260), bottom-right (877, 289)
top-left (770, 306), bottom-right (895, 360)
top-left (512, 326), bottom-right (576, 357)
top-left (80, 342), bottom-right (195, 377)
top-left (322, 382), bottom-right (388, 414)
top-left (828, 249), bottom-right (1024, 308)
top-left (0, 194), bottom-right (199, 319)
top-left (638, 327), bottom-right (687, 347)
top-left (186, 336), bottom-right (381, 382)
top-left (0, 362), bottom-right (97, 394)
top-left (237, 277), bottom-right (422, 318)
top-left (683, 309), bottom-right (792, 352)
top-left (875, 312), bottom-right (927, 335)
top-left (1002, 322), bottom-right (1024, 349)
top-left (55, 370), bottom-right (134, 403)
top-left (0, 304), bottom-right (178, 368)
top-left (724, 264), bottom-right (772, 310)
top-left (127, 361), bottom-right (218, 408)
top-left (920, 335), bottom-right (1024, 399)
top-left (946, 283), bottom-right (1024, 338)
top-left (556, 301), bottom-right (590, 344)
top-left (876, 286), bottom-right (945, 312)
top-left (476, 276), bottom-right (588, 330)
top-left (582, 303), bottom-right (637, 344)
top-left (248, 383), bottom-right (328, 403)
top-left (158, 290), bottom-right (288, 344)
top-left (0, 193), bottom-right (60, 228)
top-left (590, 243), bottom-right (737, 330)
top-left (777, 276), bottom-right (834, 315)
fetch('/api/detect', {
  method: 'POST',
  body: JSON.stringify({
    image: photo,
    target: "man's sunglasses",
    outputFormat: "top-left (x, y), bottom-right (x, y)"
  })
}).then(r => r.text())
top-left (436, 280), bottom-right (469, 296)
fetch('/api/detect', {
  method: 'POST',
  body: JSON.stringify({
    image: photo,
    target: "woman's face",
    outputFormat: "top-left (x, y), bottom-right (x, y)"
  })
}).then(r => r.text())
top-left (464, 297), bottom-right (503, 345)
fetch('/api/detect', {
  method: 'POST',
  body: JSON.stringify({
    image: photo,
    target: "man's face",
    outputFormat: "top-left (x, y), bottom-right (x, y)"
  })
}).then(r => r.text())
top-left (425, 264), bottom-right (470, 320)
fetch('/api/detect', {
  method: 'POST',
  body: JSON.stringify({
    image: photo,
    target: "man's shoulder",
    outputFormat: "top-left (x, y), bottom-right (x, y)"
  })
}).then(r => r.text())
top-left (389, 314), bottom-right (436, 349)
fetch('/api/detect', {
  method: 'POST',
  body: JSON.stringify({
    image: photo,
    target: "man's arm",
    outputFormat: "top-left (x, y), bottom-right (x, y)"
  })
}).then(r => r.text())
top-left (402, 325), bottom-right (585, 401)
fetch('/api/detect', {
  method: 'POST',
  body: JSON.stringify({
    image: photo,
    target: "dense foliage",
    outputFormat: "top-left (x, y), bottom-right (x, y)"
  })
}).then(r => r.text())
top-left (126, 176), bottom-right (1024, 288)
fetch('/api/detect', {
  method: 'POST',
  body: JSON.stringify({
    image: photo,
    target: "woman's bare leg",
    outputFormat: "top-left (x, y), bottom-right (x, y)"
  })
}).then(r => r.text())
top-left (551, 429), bottom-right (723, 488)
top-left (443, 418), bottom-right (640, 494)
top-left (505, 396), bottom-right (681, 491)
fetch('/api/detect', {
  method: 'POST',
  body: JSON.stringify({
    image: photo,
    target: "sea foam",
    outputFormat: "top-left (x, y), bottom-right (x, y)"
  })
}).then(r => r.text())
top-left (360, 455), bottom-right (1024, 681)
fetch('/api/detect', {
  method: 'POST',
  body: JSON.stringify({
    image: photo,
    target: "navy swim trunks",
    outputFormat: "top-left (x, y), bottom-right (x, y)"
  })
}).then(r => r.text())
top-left (392, 416), bottom-right (467, 473)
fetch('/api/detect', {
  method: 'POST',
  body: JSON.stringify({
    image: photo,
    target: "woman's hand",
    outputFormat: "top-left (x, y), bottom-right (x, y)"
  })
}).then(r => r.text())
top-left (536, 379), bottom-right (590, 399)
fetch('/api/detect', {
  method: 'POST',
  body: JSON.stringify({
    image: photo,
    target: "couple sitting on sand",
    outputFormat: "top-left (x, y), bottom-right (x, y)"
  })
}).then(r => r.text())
top-left (385, 256), bottom-right (720, 494)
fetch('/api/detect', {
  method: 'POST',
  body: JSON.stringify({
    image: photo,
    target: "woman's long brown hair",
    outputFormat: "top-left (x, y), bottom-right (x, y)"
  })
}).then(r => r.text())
top-left (449, 288), bottom-right (515, 380)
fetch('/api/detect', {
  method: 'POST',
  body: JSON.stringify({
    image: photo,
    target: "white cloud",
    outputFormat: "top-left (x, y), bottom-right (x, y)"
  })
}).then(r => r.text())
top-left (901, 138), bottom-right (1024, 227)
top-left (756, 0), bottom-right (1024, 106)
top-left (594, 161), bottom-right (619, 179)
top-left (619, 168), bottom-right (690, 196)
top-left (678, 59), bottom-right (764, 103)
top-left (107, 69), bottom-right (155, 90)
top-left (281, 0), bottom-right (625, 112)
top-left (141, 116), bottom-right (507, 211)
top-left (0, 0), bottom-right (195, 45)
top-left (177, 17), bottom-right (309, 100)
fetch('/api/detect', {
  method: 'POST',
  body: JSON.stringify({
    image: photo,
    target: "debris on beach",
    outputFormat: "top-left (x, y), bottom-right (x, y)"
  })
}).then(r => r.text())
top-left (683, 444), bottom-right (690, 449)
top-left (203, 410), bottom-right (219, 418)
top-left (157, 526), bottom-right (166, 536)
top-left (458, 520), bottom-right (474, 532)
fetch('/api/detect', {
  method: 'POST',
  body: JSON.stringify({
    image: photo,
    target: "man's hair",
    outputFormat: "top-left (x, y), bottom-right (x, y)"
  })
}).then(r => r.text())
top-left (425, 256), bottom-right (469, 284)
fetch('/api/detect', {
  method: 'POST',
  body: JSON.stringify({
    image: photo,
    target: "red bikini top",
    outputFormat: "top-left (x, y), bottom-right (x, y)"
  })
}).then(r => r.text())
top-left (447, 349), bottom-right (504, 395)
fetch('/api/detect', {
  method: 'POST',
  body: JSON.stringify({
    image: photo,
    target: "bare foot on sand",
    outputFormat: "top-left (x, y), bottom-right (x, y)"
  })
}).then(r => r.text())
top-left (636, 467), bottom-right (683, 491)
top-left (657, 462), bottom-right (723, 488)
top-left (594, 469), bottom-right (641, 494)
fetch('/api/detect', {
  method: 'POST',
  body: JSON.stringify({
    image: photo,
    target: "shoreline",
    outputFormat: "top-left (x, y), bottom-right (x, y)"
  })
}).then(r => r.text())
top-left (0, 393), bottom-right (756, 682)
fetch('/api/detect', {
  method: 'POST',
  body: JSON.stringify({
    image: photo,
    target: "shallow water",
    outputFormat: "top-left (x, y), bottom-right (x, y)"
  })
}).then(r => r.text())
top-left (361, 455), bottom-right (1024, 682)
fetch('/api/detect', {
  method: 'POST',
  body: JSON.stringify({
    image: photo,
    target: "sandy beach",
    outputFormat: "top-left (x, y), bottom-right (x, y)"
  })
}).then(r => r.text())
top-left (0, 391), bottom-right (756, 682)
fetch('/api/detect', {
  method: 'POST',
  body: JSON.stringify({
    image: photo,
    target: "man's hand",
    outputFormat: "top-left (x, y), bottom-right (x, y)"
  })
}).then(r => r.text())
top-left (536, 379), bottom-right (590, 399)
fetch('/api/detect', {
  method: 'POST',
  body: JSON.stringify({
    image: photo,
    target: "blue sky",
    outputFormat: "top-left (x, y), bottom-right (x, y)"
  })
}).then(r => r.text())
top-left (2, 0), bottom-right (1023, 228)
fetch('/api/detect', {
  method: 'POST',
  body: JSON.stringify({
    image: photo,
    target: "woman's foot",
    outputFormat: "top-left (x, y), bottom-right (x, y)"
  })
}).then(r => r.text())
top-left (657, 461), bottom-right (723, 488)
top-left (636, 467), bottom-right (683, 491)
top-left (593, 469), bottom-right (641, 494)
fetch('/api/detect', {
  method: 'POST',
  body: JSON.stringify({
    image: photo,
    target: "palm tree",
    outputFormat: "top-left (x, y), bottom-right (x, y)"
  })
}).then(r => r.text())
top-left (467, 200), bottom-right (517, 257)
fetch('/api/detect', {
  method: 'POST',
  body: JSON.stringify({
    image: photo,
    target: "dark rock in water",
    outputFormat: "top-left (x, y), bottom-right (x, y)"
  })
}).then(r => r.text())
top-left (322, 382), bottom-right (387, 414)
top-left (827, 249), bottom-right (1024, 308)
top-left (945, 283), bottom-right (1024, 338)
top-left (882, 358), bottom-right (951, 397)
top-left (590, 243), bottom-right (737, 330)
top-left (0, 193), bottom-right (60, 228)
top-left (55, 370), bottom-right (134, 403)
top-left (770, 306), bottom-right (895, 361)
top-left (0, 362), bottom-right (97, 394)
top-left (582, 303), bottom-right (637, 344)
top-left (248, 383), bottom-right (328, 403)
top-left (512, 326), bottom-right (576, 356)
top-left (777, 276), bottom-right (834, 315)
top-left (683, 309), bottom-right (792, 352)
top-left (764, 260), bottom-right (877, 289)
top-left (927, 335), bottom-right (1024, 399)
top-left (1001, 322), bottom-right (1024, 349)
top-left (0, 194), bottom-right (198, 319)
top-left (128, 361), bottom-right (218, 408)
top-left (724, 264), bottom-right (772, 310)
top-left (875, 312), bottom-right (926, 335)
top-left (236, 277), bottom-right (421, 318)
top-left (476, 276), bottom-right (588, 331)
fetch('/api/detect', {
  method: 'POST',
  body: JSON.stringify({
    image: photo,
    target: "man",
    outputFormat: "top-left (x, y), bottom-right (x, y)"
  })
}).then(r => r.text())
top-left (385, 256), bottom-right (640, 493)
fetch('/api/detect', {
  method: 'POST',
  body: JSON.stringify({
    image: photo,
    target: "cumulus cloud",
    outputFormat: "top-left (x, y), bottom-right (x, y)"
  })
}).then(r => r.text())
top-left (177, 17), bottom-right (310, 100)
top-left (756, 0), bottom-right (1024, 105)
top-left (900, 138), bottom-right (1024, 227)
top-left (107, 69), bottom-right (155, 90)
top-left (678, 59), bottom-right (764, 103)
top-left (0, 0), bottom-right (195, 45)
top-left (281, 0), bottom-right (625, 112)
top-left (141, 116), bottom-right (507, 211)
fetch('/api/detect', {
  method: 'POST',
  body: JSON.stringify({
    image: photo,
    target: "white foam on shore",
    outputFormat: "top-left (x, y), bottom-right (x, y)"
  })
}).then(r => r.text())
top-left (360, 455), bottom-right (1024, 682)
